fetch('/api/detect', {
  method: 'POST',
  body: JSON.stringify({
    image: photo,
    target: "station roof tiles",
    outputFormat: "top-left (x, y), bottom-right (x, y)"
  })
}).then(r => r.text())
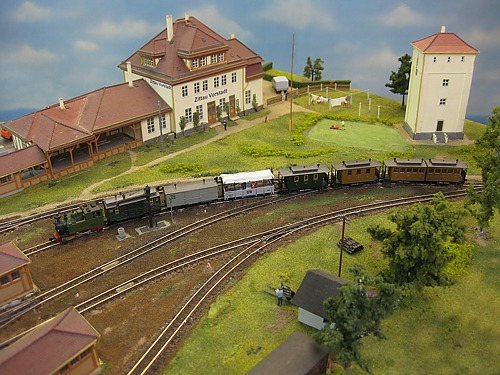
top-left (0, 146), bottom-right (46, 178)
top-left (0, 307), bottom-right (99, 375)
top-left (0, 241), bottom-right (30, 274)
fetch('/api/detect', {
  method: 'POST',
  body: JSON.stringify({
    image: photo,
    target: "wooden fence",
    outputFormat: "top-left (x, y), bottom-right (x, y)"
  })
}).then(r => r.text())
top-left (266, 83), bottom-right (351, 107)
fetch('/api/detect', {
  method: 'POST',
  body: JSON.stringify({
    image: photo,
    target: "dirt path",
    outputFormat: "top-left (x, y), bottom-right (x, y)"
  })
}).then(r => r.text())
top-left (80, 100), bottom-right (314, 199)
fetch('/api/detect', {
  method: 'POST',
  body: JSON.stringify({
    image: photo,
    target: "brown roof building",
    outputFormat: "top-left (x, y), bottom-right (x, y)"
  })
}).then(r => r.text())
top-left (119, 13), bottom-right (264, 130)
top-left (0, 307), bottom-right (101, 375)
top-left (0, 241), bottom-right (35, 306)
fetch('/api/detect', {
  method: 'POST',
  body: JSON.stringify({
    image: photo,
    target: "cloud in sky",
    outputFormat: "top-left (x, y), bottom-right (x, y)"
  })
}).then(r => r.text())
top-left (186, 4), bottom-right (254, 42)
top-left (74, 40), bottom-right (99, 53)
top-left (88, 18), bottom-right (162, 40)
top-left (377, 4), bottom-right (429, 28)
top-left (258, 0), bottom-right (336, 31)
top-left (8, 44), bottom-right (57, 64)
top-left (465, 26), bottom-right (500, 48)
top-left (11, 1), bottom-right (50, 22)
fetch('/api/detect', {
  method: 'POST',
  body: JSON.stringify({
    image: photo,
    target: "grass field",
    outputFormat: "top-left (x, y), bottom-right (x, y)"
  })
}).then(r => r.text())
top-left (164, 206), bottom-right (500, 375)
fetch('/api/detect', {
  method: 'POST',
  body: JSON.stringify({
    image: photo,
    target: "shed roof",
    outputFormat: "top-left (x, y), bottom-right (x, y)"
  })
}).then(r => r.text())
top-left (0, 146), bottom-right (46, 178)
top-left (0, 307), bottom-right (100, 375)
top-left (3, 79), bottom-right (170, 153)
top-left (412, 31), bottom-right (479, 54)
top-left (220, 169), bottom-right (274, 185)
top-left (331, 159), bottom-right (381, 171)
top-left (292, 270), bottom-right (348, 319)
top-left (0, 242), bottom-right (30, 275)
top-left (247, 331), bottom-right (329, 375)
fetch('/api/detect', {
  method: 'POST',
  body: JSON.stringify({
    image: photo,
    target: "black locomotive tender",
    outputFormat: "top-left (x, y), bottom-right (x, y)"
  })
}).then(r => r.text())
top-left (52, 158), bottom-right (467, 243)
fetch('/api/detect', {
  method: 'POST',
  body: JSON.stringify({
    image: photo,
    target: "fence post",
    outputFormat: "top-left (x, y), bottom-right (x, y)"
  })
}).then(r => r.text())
top-left (326, 87), bottom-right (329, 98)
top-left (368, 98), bottom-right (372, 112)
top-left (335, 82), bottom-right (337, 91)
top-left (377, 105), bottom-right (381, 118)
top-left (358, 102), bottom-right (362, 117)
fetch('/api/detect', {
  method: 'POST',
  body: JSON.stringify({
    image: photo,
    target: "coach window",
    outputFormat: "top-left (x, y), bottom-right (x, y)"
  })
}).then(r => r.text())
top-left (394, 168), bottom-right (399, 173)
top-left (304, 175), bottom-right (309, 182)
top-left (448, 168), bottom-right (453, 173)
top-left (347, 170), bottom-right (352, 176)
top-left (429, 168), bottom-right (434, 174)
top-left (366, 168), bottom-right (370, 174)
top-left (1, 275), bottom-right (10, 285)
top-left (114, 207), bottom-right (120, 214)
top-left (294, 176), bottom-right (299, 183)
top-left (314, 173), bottom-right (318, 180)
top-left (11, 271), bottom-right (20, 281)
top-left (356, 169), bottom-right (361, 175)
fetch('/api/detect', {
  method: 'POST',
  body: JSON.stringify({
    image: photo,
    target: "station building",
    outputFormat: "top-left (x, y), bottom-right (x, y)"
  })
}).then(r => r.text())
top-left (404, 26), bottom-right (479, 141)
top-left (0, 241), bottom-right (36, 306)
top-left (0, 307), bottom-right (101, 375)
top-left (0, 13), bottom-right (264, 197)
top-left (118, 13), bottom-right (265, 133)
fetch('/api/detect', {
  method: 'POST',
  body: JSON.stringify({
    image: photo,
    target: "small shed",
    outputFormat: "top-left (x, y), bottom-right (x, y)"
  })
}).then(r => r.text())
top-left (0, 307), bottom-right (101, 375)
top-left (331, 159), bottom-right (381, 185)
top-left (292, 270), bottom-right (348, 330)
top-left (247, 331), bottom-right (329, 375)
top-left (0, 241), bottom-right (35, 306)
top-left (383, 158), bottom-right (427, 182)
top-left (277, 164), bottom-right (330, 192)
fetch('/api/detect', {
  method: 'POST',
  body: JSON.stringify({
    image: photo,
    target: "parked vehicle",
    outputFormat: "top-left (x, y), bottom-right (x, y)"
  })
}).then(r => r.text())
top-left (271, 76), bottom-right (289, 93)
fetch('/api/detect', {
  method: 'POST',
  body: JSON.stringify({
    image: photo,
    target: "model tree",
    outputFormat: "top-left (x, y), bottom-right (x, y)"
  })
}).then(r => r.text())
top-left (380, 192), bottom-right (466, 288)
top-left (314, 265), bottom-right (399, 371)
top-left (385, 53), bottom-right (411, 107)
top-left (303, 57), bottom-right (324, 81)
top-left (466, 106), bottom-right (500, 230)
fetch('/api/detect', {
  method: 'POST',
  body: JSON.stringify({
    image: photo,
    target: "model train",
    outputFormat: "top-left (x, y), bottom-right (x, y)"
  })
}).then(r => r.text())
top-left (52, 158), bottom-right (468, 243)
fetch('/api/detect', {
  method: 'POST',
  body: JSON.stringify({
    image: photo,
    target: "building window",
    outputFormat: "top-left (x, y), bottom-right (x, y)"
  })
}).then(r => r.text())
top-left (200, 56), bottom-right (207, 66)
top-left (221, 75), bottom-right (227, 86)
top-left (192, 59), bottom-right (199, 69)
top-left (219, 53), bottom-right (225, 62)
top-left (447, 56), bottom-right (451, 63)
top-left (203, 80), bottom-right (208, 91)
top-left (439, 98), bottom-right (447, 105)
top-left (143, 56), bottom-right (154, 67)
top-left (232, 72), bottom-right (237, 83)
top-left (196, 105), bottom-right (203, 120)
top-left (70, 357), bottom-right (80, 366)
top-left (194, 82), bottom-right (200, 93)
top-left (442, 79), bottom-right (449, 86)
top-left (159, 114), bottom-right (167, 129)
top-left (461, 56), bottom-right (465, 62)
top-left (182, 85), bottom-right (188, 97)
top-left (214, 77), bottom-right (219, 88)
top-left (185, 108), bottom-right (193, 123)
top-left (211, 54), bottom-right (217, 64)
top-left (1, 275), bottom-right (10, 285)
top-left (219, 98), bottom-right (226, 111)
top-left (147, 118), bottom-right (155, 133)
top-left (245, 90), bottom-right (251, 104)
top-left (59, 365), bottom-right (69, 374)
top-left (433, 56), bottom-right (437, 63)
top-left (11, 271), bottom-right (20, 281)
top-left (1, 175), bottom-right (13, 184)
top-left (80, 349), bottom-right (91, 359)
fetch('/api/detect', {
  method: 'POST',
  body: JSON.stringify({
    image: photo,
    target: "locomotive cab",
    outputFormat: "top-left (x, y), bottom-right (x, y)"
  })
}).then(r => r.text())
top-left (52, 203), bottom-right (106, 243)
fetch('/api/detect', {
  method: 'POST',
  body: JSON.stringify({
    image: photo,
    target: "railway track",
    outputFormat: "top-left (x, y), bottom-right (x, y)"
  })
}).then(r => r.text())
top-left (0, 193), bottom-right (310, 326)
top-left (0, 187), bottom-right (481, 353)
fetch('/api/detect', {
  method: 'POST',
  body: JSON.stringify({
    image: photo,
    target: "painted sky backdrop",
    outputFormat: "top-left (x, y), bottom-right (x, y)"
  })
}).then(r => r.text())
top-left (0, 0), bottom-right (498, 122)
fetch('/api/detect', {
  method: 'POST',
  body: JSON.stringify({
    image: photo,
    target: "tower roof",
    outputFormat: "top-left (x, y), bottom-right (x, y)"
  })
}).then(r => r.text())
top-left (412, 29), bottom-right (479, 54)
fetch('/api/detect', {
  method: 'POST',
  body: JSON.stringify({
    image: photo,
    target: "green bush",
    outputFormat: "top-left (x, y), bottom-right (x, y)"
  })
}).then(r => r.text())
top-left (159, 163), bottom-right (204, 174)
top-left (367, 224), bottom-right (393, 241)
top-left (444, 242), bottom-right (474, 280)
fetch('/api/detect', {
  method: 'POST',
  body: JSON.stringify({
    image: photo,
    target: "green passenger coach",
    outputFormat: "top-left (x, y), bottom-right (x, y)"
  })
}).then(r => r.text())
top-left (277, 164), bottom-right (331, 192)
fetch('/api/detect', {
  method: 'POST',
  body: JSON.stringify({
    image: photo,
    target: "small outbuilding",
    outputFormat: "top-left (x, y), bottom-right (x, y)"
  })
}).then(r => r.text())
top-left (247, 331), bottom-right (329, 375)
top-left (0, 241), bottom-right (36, 306)
top-left (0, 307), bottom-right (101, 375)
top-left (292, 269), bottom-right (348, 330)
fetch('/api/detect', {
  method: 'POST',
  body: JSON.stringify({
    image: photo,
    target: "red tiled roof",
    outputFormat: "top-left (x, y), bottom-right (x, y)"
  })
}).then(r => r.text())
top-left (0, 308), bottom-right (100, 375)
top-left (0, 241), bottom-right (30, 274)
top-left (0, 146), bottom-right (46, 178)
top-left (412, 32), bottom-right (479, 54)
top-left (121, 15), bottom-right (263, 84)
top-left (3, 79), bottom-right (170, 152)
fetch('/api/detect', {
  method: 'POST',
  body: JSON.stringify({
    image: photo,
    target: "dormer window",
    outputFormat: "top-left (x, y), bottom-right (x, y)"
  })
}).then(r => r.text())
top-left (200, 56), bottom-right (207, 66)
top-left (142, 56), bottom-right (155, 67)
top-left (218, 53), bottom-right (225, 62)
top-left (211, 54), bottom-right (217, 64)
top-left (193, 59), bottom-right (199, 69)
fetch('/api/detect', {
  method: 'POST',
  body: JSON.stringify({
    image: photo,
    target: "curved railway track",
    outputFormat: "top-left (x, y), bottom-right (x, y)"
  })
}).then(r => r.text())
top-left (0, 186), bottom-right (482, 354)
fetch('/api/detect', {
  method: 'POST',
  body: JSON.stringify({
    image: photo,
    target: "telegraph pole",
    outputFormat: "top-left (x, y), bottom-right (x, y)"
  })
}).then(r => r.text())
top-left (338, 215), bottom-right (346, 277)
top-left (289, 33), bottom-right (294, 132)
top-left (158, 100), bottom-right (165, 152)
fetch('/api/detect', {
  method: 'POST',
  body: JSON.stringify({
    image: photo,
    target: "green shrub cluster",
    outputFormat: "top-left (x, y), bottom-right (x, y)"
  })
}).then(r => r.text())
top-left (367, 224), bottom-right (393, 241)
top-left (444, 242), bottom-right (474, 280)
top-left (262, 62), bottom-right (273, 71)
top-left (159, 163), bottom-right (204, 174)
top-left (240, 145), bottom-right (336, 158)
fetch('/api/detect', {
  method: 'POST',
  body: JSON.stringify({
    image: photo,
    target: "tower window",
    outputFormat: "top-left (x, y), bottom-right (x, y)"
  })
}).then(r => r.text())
top-left (442, 79), bottom-right (449, 86)
top-left (439, 98), bottom-right (446, 105)
top-left (447, 56), bottom-right (451, 63)
top-left (433, 56), bottom-right (437, 63)
top-left (461, 56), bottom-right (465, 62)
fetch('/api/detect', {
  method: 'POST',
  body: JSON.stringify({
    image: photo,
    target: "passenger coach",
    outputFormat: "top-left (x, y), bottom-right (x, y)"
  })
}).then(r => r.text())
top-left (220, 169), bottom-right (275, 200)
top-left (277, 164), bottom-right (330, 192)
top-left (331, 159), bottom-right (381, 186)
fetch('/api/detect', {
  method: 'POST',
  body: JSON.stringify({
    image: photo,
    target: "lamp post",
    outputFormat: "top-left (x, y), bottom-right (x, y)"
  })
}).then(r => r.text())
top-left (158, 100), bottom-right (165, 152)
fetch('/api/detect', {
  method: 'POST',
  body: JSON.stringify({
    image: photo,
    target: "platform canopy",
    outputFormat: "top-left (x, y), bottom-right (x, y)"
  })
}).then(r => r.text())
top-left (220, 169), bottom-right (274, 184)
